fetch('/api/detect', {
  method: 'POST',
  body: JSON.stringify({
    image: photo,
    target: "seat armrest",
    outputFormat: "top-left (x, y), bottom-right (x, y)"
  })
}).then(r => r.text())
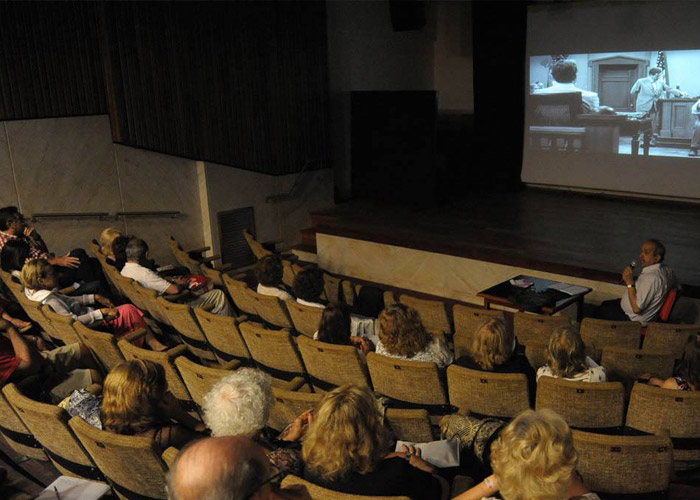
top-left (161, 447), bottom-right (180, 468)
top-left (166, 345), bottom-right (188, 358)
top-left (235, 315), bottom-right (249, 324)
top-left (164, 291), bottom-right (192, 302)
top-left (200, 255), bottom-right (221, 263)
top-left (186, 246), bottom-right (211, 254)
top-left (123, 328), bottom-right (148, 343)
top-left (220, 360), bottom-right (241, 370)
top-left (85, 383), bottom-right (103, 396)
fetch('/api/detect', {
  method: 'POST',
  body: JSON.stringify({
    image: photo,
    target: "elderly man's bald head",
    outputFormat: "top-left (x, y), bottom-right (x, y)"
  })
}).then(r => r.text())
top-left (167, 436), bottom-right (268, 500)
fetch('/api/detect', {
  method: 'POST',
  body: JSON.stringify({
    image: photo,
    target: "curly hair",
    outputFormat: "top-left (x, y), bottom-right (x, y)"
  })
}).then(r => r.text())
top-left (318, 302), bottom-right (352, 346)
top-left (254, 255), bottom-right (284, 287)
top-left (551, 59), bottom-right (577, 83)
top-left (302, 384), bottom-right (390, 481)
top-left (202, 368), bottom-right (274, 438)
top-left (293, 266), bottom-right (325, 303)
top-left (677, 333), bottom-right (700, 388)
top-left (470, 318), bottom-right (514, 370)
top-left (99, 227), bottom-right (123, 257)
top-left (102, 360), bottom-right (167, 435)
top-left (378, 304), bottom-right (431, 358)
top-left (544, 327), bottom-right (587, 378)
top-left (491, 409), bottom-right (577, 500)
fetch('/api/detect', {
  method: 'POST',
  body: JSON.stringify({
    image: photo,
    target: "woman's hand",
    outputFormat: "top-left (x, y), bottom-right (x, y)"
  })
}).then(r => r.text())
top-left (100, 308), bottom-right (119, 320)
top-left (279, 409), bottom-right (314, 442)
top-left (350, 336), bottom-right (373, 354)
top-left (400, 444), bottom-right (436, 474)
top-left (94, 294), bottom-right (115, 308)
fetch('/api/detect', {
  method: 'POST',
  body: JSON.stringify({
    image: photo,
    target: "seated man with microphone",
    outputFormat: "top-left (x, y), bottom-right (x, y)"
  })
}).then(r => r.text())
top-left (596, 239), bottom-right (677, 325)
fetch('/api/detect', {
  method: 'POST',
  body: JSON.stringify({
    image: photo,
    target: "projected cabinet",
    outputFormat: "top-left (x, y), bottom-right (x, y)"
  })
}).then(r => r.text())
top-left (658, 98), bottom-right (696, 147)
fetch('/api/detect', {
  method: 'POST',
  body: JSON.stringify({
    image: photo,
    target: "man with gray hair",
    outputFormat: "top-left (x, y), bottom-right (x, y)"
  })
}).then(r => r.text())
top-left (121, 237), bottom-right (232, 316)
top-left (166, 436), bottom-right (311, 500)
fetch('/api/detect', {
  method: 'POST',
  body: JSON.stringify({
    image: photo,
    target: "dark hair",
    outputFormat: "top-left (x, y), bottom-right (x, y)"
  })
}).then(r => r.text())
top-left (676, 333), bottom-right (700, 388)
top-left (255, 255), bottom-right (283, 287)
top-left (1, 239), bottom-right (31, 272)
top-left (649, 67), bottom-right (662, 76)
top-left (551, 60), bottom-right (577, 84)
top-left (647, 238), bottom-right (666, 262)
top-left (125, 237), bottom-right (149, 263)
top-left (0, 206), bottom-right (20, 231)
top-left (318, 303), bottom-right (352, 346)
top-left (293, 267), bottom-right (325, 303)
top-left (112, 235), bottom-right (130, 262)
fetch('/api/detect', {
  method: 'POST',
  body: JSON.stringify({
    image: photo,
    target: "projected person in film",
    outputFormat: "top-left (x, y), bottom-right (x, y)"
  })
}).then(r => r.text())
top-left (689, 99), bottom-right (700, 156)
top-left (630, 68), bottom-right (686, 146)
top-left (533, 60), bottom-right (599, 113)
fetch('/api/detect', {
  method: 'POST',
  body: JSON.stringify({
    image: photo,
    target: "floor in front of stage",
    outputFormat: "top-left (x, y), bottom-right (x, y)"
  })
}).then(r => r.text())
top-left (311, 188), bottom-right (700, 290)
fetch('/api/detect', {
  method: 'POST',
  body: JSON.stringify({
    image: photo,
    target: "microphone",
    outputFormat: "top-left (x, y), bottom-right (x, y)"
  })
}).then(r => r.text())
top-left (629, 260), bottom-right (637, 269)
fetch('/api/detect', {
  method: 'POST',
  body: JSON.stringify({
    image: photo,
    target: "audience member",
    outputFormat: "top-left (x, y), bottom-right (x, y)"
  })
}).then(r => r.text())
top-left (99, 227), bottom-right (122, 260)
top-left (121, 238), bottom-right (232, 316)
top-left (455, 409), bottom-right (599, 500)
top-left (0, 206), bottom-right (103, 288)
top-left (533, 59), bottom-right (599, 112)
top-left (203, 368), bottom-right (309, 475)
top-left (302, 384), bottom-right (446, 500)
top-left (256, 255), bottom-right (293, 301)
top-left (166, 436), bottom-right (312, 500)
top-left (375, 304), bottom-right (453, 368)
top-left (596, 239), bottom-right (677, 325)
top-left (315, 303), bottom-right (373, 354)
top-left (108, 235), bottom-right (130, 271)
top-left (22, 259), bottom-right (166, 351)
top-left (536, 327), bottom-right (606, 383)
top-left (293, 267), bottom-right (325, 308)
top-left (0, 319), bottom-right (101, 402)
top-left (455, 318), bottom-right (536, 403)
top-left (641, 332), bottom-right (700, 390)
top-left (102, 360), bottom-right (206, 451)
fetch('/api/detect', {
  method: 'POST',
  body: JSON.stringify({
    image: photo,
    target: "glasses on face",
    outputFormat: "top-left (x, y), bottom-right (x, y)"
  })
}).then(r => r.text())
top-left (242, 469), bottom-right (282, 500)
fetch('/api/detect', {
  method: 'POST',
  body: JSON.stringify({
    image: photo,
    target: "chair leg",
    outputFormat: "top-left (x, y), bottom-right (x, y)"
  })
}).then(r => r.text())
top-left (0, 448), bottom-right (46, 487)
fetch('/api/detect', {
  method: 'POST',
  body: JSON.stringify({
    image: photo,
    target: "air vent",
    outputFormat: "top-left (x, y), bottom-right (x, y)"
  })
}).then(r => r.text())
top-left (217, 207), bottom-right (256, 269)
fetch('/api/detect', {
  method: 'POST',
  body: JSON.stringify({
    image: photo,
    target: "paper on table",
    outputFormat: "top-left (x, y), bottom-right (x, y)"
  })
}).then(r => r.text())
top-left (36, 476), bottom-right (110, 500)
top-left (548, 282), bottom-right (589, 296)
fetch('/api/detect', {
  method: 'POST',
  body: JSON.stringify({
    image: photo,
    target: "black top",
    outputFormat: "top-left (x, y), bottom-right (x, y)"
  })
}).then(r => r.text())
top-left (454, 353), bottom-right (537, 406)
top-left (303, 457), bottom-right (441, 500)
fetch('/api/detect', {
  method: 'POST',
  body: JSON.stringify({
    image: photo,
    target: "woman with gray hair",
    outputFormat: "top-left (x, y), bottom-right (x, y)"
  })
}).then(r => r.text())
top-left (203, 368), bottom-right (312, 475)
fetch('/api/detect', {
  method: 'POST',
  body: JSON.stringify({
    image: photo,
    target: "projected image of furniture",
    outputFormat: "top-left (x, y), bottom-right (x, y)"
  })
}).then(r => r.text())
top-left (657, 98), bottom-right (697, 147)
top-left (527, 93), bottom-right (586, 152)
top-left (576, 114), bottom-right (652, 156)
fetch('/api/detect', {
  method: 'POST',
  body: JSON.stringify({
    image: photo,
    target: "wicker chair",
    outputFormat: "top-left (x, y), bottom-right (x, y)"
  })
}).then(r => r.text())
top-left (268, 386), bottom-right (322, 432)
top-left (580, 318), bottom-right (643, 361)
top-left (399, 294), bottom-right (452, 337)
top-left (174, 356), bottom-right (239, 408)
top-left (453, 305), bottom-right (504, 359)
top-left (446, 365), bottom-right (530, 419)
top-left (385, 408), bottom-right (434, 443)
top-left (40, 306), bottom-right (83, 345)
top-left (2, 383), bottom-right (104, 481)
top-left (73, 322), bottom-right (127, 373)
top-left (69, 416), bottom-right (168, 500)
top-left (574, 430), bottom-right (673, 495)
top-left (281, 475), bottom-right (410, 500)
top-left (342, 280), bottom-right (356, 307)
top-left (243, 229), bottom-right (274, 260)
top-left (222, 274), bottom-right (259, 317)
top-left (296, 335), bottom-right (371, 392)
top-left (168, 236), bottom-right (216, 275)
top-left (199, 263), bottom-right (232, 289)
top-left (281, 259), bottom-right (299, 289)
top-left (117, 335), bottom-right (199, 417)
top-left (513, 312), bottom-right (571, 346)
top-left (384, 290), bottom-right (397, 307)
top-left (0, 268), bottom-right (24, 300)
top-left (524, 343), bottom-right (548, 370)
top-left (131, 282), bottom-right (171, 325)
top-left (323, 273), bottom-right (342, 303)
top-left (193, 307), bottom-right (252, 365)
top-left (626, 382), bottom-right (700, 471)
top-left (238, 321), bottom-right (309, 390)
top-left (366, 353), bottom-right (451, 419)
top-left (644, 323), bottom-right (699, 358)
top-left (250, 291), bottom-right (294, 329)
top-left (161, 447), bottom-right (179, 468)
top-left (536, 377), bottom-right (625, 432)
top-left (285, 300), bottom-right (324, 338)
top-left (601, 347), bottom-right (675, 382)
top-left (156, 297), bottom-right (217, 363)
top-left (15, 293), bottom-right (58, 340)
top-left (0, 388), bottom-right (47, 460)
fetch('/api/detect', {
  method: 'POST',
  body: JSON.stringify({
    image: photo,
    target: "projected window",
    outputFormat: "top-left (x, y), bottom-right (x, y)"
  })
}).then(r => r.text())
top-left (526, 50), bottom-right (700, 158)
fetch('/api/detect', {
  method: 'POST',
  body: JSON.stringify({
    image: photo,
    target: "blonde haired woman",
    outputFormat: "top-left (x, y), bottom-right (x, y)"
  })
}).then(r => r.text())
top-left (302, 384), bottom-right (446, 500)
top-left (455, 409), bottom-right (599, 500)
top-left (537, 327), bottom-right (606, 383)
top-left (375, 304), bottom-right (453, 368)
top-left (99, 227), bottom-right (122, 258)
top-left (455, 318), bottom-right (536, 402)
top-left (101, 360), bottom-right (206, 451)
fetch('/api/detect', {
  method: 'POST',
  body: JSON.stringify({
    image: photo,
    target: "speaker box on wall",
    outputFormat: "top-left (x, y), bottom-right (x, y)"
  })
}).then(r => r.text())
top-left (390, 0), bottom-right (426, 32)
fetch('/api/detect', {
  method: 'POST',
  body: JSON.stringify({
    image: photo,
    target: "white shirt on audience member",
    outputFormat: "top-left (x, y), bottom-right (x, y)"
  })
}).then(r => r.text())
top-left (297, 298), bottom-right (324, 308)
top-left (257, 283), bottom-right (293, 301)
top-left (620, 263), bottom-right (676, 326)
top-left (376, 337), bottom-right (454, 368)
top-left (536, 356), bottom-right (607, 383)
top-left (121, 262), bottom-right (171, 295)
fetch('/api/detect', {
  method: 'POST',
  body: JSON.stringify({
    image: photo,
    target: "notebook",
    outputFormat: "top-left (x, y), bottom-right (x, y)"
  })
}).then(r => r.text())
top-left (36, 476), bottom-right (111, 500)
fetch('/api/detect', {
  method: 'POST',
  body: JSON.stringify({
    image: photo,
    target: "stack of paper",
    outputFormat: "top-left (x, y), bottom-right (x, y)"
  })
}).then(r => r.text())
top-left (36, 476), bottom-right (110, 500)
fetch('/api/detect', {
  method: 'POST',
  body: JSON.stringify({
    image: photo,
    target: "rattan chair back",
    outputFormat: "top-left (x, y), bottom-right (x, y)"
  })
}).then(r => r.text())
top-left (15, 292), bottom-right (57, 339)
top-left (323, 273), bottom-right (341, 303)
top-left (644, 323), bottom-right (699, 358)
top-left (296, 336), bottom-right (371, 391)
top-left (581, 318), bottom-right (642, 361)
top-left (446, 364), bottom-right (530, 419)
top-left (574, 430), bottom-right (673, 495)
top-left (342, 280), bottom-right (356, 307)
top-left (131, 282), bottom-right (170, 325)
top-left (73, 322), bottom-right (126, 373)
top-left (200, 264), bottom-right (225, 288)
top-left (281, 475), bottom-right (411, 500)
top-left (453, 305), bottom-right (504, 358)
top-left (0, 268), bottom-right (24, 299)
top-left (399, 294), bottom-right (451, 336)
top-left (384, 290), bottom-right (397, 307)
top-left (524, 343), bottom-right (548, 370)
top-left (156, 297), bottom-right (216, 362)
top-left (281, 259), bottom-right (297, 289)
top-left (40, 305), bottom-right (82, 345)
top-left (536, 377), bottom-right (625, 431)
top-left (513, 312), bottom-right (572, 346)
top-left (366, 353), bottom-right (449, 414)
top-left (174, 356), bottom-right (238, 408)
top-left (69, 416), bottom-right (168, 500)
top-left (602, 347), bottom-right (675, 381)
top-left (3, 383), bottom-right (103, 481)
top-left (269, 387), bottom-right (322, 432)
top-left (285, 300), bottom-right (324, 338)
top-left (161, 446), bottom-right (179, 468)
top-left (0, 390), bottom-right (46, 460)
top-left (385, 408), bottom-right (434, 443)
top-left (222, 274), bottom-right (259, 316)
top-left (250, 291), bottom-right (293, 329)
top-left (168, 236), bottom-right (203, 275)
top-left (193, 307), bottom-right (252, 364)
top-left (243, 229), bottom-right (273, 260)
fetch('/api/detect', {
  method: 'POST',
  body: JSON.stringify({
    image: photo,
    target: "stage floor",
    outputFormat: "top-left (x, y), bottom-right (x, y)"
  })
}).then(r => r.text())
top-left (312, 189), bottom-right (700, 290)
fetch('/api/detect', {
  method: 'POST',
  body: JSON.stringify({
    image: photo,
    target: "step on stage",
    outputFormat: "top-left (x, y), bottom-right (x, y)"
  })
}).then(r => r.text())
top-left (309, 189), bottom-right (700, 312)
